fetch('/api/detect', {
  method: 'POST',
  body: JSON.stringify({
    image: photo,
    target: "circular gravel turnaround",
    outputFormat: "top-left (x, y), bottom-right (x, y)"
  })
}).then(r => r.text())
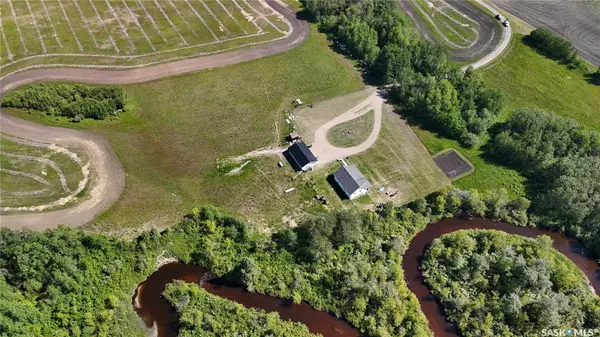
top-left (490, 0), bottom-right (600, 65)
top-left (398, 0), bottom-right (503, 63)
top-left (0, 0), bottom-right (308, 230)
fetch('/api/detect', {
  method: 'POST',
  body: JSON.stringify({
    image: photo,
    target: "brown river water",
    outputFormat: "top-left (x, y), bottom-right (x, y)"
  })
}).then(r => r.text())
top-left (133, 218), bottom-right (599, 337)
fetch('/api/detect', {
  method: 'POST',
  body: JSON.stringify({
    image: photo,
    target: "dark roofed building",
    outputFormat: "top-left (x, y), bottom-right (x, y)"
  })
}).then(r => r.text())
top-left (333, 165), bottom-right (371, 200)
top-left (287, 141), bottom-right (318, 171)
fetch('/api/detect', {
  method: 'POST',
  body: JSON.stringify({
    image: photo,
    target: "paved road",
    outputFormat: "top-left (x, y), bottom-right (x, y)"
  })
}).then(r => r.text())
top-left (0, 0), bottom-right (308, 230)
top-left (398, 0), bottom-right (503, 63)
top-left (490, 0), bottom-right (600, 65)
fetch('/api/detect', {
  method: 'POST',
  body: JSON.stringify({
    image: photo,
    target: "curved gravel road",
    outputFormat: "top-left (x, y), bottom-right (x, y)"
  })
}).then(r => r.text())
top-left (398, 0), bottom-right (504, 63)
top-left (0, 0), bottom-right (308, 230)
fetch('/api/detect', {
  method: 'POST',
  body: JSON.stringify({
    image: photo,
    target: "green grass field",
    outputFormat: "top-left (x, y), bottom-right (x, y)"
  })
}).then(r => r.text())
top-left (326, 109), bottom-right (374, 148)
top-left (4, 26), bottom-right (364, 230)
top-left (482, 36), bottom-right (600, 130)
top-left (349, 106), bottom-right (450, 205)
top-left (412, 126), bottom-right (526, 198)
top-left (0, 135), bottom-right (87, 210)
top-left (0, 0), bottom-right (288, 76)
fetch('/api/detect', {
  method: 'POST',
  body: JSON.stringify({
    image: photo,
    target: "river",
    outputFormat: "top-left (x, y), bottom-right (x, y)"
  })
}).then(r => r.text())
top-left (403, 218), bottom-right (600, 337)
top-left (132, 262), bottom-right (360, 337)
top-left (133, 218), bottom-right (599, 337)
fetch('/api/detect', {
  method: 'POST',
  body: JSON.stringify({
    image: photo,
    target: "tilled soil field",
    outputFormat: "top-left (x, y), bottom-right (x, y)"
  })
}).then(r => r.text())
top-left (491, 0), bottom-right (600, 65)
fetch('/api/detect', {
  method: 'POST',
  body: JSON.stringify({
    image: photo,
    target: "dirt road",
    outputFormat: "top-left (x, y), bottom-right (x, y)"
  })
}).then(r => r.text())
top-left (0, 0), bottom-right (308, 230)
top-left (398, 0), bottom-right (503, 63)
top-left (310, 90), bottom-right (384, 164)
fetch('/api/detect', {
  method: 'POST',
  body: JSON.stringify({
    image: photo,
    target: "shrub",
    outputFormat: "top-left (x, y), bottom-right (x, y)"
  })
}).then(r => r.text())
top-left (2, 83), bottom-right (127, 121)
top-left (526, 28), bottom-right (577, 64)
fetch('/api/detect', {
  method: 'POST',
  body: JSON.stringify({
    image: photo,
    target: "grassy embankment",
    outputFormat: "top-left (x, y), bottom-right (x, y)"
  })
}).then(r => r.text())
top-left (0, 135), bottom-right (86, 209)
top-left (414, 35), bottom-right (600, 198)
top-left (4, 26), bottom-right (365, 231)
top-left (482, 36), bottom-right (600, 130)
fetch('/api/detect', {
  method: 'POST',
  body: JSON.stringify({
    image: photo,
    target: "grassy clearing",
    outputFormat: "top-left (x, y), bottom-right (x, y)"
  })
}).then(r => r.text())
top-left (412, 126), bottom-right (526, 198)
top-left (294, 88), bottom-right (373, 144)
top-left (482, 36), bottom-right (600, 130)
top-left (326, 109), bottom-right (374, 148)
top-left (6, 26), bottom-right (364, 230)
top-left (0, 135), bottom-right (86, 209)
top-left (0, 0), bottom-right (287, 75)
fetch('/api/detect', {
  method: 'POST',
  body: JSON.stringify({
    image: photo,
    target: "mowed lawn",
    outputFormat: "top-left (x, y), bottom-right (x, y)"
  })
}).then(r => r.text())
top-left (412, 127), bottom-right (526, 198)
top-left (327, 109), bottom-right (374, 148)
top-left (483, 36), bottom-right (600, 130)
top-left (6, 27), bottom-right (364, 230)
top-left (349, 106), bottom-right (450, 205)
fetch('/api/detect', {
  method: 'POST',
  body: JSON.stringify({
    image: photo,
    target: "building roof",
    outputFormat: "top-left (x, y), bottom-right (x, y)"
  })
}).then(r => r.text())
top-left (288, 141), bottom-right (317, 168)
top-left (333, 165), bottom-right (371, 196)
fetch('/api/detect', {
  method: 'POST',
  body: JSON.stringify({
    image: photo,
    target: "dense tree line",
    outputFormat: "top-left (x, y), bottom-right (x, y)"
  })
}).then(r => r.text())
top-left (489, 108), bottom-right (600, 257)
top-left (422, 230), bottom-right (600, 336)
top-left (303, 0), bottom-right (504, 147)
top-left (525, 28), bottom-right (578, 65)
top-left (163, 281), bottom-right (319, 337)
top-left (0, 187), bottom-right (532, 337)
top-left (2, 83), bottom-right (127, 121)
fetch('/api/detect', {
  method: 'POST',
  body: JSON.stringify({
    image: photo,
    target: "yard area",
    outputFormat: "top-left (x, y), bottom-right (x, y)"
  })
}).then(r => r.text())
top-left (4, 26), bottom-right (364, 231)
top-left (482, 36), bottom-right (600, 130)
top-left (0, 0), bottom-right (288, 75)
top-left (326, 109), bottom-right (375, 148)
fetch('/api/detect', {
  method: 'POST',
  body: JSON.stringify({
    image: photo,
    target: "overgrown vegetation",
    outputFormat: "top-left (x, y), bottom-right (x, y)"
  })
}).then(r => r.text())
top-left (488, 108), bottom-right (600, 258)
top-left (422, 230), bottom-right (600, 336)
top-left (525, 28), bottom-right (578, 65)
top-left (2, 84), bottom-right (126, 121)
top-left (163, 281), bottom-right (319, 337)
top-left (0, 185), bottom-right (532, 337)
top-left (304, 0), bottom-right (504, 148)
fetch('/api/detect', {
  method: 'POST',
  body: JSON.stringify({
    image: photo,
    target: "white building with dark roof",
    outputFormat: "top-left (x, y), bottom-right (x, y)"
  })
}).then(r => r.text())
top-left (287, 141), bottom-right (318, 171)
top-left (333, 165), bottom-right (371, 200)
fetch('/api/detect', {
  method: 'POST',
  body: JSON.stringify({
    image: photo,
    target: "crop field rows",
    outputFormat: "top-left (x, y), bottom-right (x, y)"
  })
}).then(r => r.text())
top-left (0, 134), bottom-right (88, 212)
top-left (412, 0), bottom-right (479, 48)
top-left (0, 0), bottom-right (290, 76)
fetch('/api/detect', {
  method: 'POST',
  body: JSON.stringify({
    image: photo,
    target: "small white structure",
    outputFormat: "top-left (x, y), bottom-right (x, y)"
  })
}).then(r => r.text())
top-left (333, 165), bottom-right (371, 200)
top-left (295, 98), bottom-right (303, 105)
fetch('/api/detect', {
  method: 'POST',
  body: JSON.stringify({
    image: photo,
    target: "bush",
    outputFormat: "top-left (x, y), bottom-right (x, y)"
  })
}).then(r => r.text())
top-left (526, 28), bottom-right (578, 64)
top-left (2, 83), bottom-right (127, 121)
top-left (460, 132), bottom-right (479, 148)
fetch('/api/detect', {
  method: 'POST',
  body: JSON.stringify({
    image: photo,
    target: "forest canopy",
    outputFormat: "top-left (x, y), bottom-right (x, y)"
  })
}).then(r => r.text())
top-left (163, 281), bottom-right (319, 337)
top-left (422, 230), bottom-right (600, 337)
top-left (302, 0), bottom-right (504, 147)
top-left (2, 83), bottom-right (127, 121)
top-left (0, 187), bottom-right (532, 337)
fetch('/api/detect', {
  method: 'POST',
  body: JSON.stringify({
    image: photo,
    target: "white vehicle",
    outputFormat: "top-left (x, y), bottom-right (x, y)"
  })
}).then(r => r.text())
top-left (495, 14), bottom-right (502, 20)
top-left (502, 19), bottom-right (510, 27)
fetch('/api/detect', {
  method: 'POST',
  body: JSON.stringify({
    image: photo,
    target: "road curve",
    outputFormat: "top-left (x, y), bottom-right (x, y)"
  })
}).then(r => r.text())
top-left (0, 0), bottom-right (309, 230)
top-left (310, 90), bottom-right (384, 164)
top-left (399, 0), bottom-right (507, 65)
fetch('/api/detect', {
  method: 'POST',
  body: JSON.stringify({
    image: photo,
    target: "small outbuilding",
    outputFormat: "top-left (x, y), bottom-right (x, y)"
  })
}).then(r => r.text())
top-left (333, 165), bottom-right (371, 200)
top-left (287, 141), bottom-right (318, 171)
